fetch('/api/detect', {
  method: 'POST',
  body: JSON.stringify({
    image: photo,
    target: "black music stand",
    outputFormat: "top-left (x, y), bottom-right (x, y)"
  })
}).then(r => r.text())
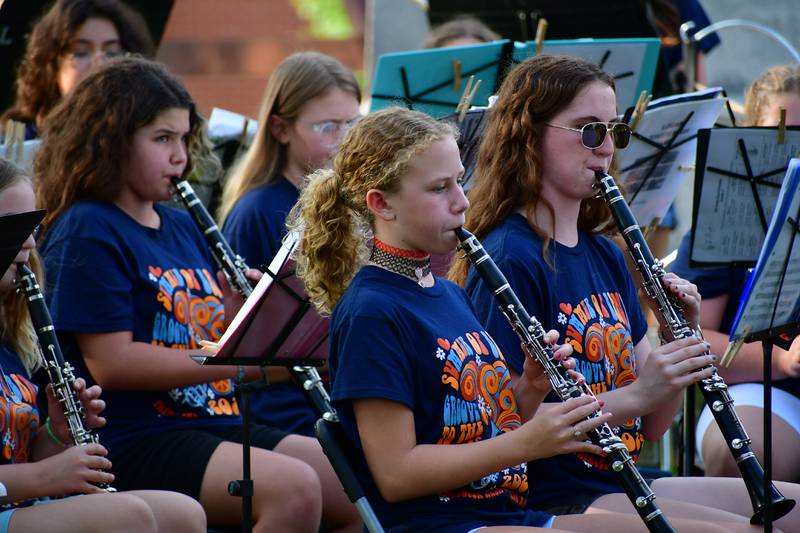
top-left (193, 234), bottom-right (384, 533)
top-left (0, 209), bottom-right (45, 274)
top-left (439, 107), bottom-right (488, 191)
top-left (680, 126), bottom-right (800, 476)
top-left (726, 158), bottom-right (800, 529)
top-left (192, 234), bottom-right (325, 533)
top-left (689, 126), bottom-right (800, 268)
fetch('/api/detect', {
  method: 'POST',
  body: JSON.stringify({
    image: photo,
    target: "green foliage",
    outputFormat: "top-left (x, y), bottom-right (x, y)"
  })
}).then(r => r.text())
top-left (290, 0), bottom-right (355, 40)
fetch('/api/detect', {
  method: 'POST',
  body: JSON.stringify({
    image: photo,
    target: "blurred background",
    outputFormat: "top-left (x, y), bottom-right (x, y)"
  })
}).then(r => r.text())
top-left (2, 0), bottom-right (799, 117)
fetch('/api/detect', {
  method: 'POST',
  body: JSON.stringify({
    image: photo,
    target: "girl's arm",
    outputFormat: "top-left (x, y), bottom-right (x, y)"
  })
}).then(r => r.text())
top-left (1, 444), bottom-right (114, 504)
top-left (700, 295), bottom-right (800, 383)
top-left (76, 331), bottom-right (241, 390)
top-left (353, 395), bottom-right (609, 502)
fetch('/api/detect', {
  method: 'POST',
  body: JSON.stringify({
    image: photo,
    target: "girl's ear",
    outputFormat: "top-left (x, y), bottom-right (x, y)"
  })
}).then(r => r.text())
top-left (267, 115), bottom-right (292, 144)
top-left (365, 189), bottom-right (396, 221)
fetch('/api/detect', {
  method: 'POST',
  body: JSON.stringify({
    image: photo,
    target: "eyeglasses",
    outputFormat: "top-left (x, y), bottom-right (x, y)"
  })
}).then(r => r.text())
top-left (64, 47), bottom-right (126, 66)
top-left (306, 117), bottom-right (360, 139)
top-left (545, 121), bottom-right (631, 149)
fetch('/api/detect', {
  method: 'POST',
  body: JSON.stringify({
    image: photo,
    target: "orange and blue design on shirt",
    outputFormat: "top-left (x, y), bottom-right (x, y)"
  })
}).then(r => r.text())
top-left (558, 290), bottom-right (643, 467)
top-left (147, 266), bottom-right (238, 419)
top-left (436, 330), bottom-right (528, 508)
top-left (0, 346), bottom-right (39, 465)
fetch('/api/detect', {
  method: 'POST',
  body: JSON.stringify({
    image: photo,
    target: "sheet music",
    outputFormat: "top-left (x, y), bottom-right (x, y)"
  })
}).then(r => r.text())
top-left (0, 139), bottom-right (41, 173)
top-left (691, 127), bottom-right (800, 265)
top-left (731, 159), bottom-right (800, 342)
top-left (208, 107), bottom-right (258, 144)
top-left (617, 88), bottom-right (725, 227)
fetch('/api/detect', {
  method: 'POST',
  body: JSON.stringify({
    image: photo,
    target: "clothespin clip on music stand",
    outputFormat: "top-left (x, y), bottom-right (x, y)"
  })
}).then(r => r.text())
top-left (534, 18), bottom-right (548, 54)
top-left (455, 76), bottom-right (481, 123)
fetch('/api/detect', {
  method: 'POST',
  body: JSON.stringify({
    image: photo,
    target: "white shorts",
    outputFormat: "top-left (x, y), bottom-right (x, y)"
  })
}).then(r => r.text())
top-left (696, 382), bottom-right (800, 456)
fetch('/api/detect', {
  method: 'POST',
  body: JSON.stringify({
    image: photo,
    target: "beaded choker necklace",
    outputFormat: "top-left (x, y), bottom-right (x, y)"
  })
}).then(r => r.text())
top-left (370, 238), bottom-right (431, 285)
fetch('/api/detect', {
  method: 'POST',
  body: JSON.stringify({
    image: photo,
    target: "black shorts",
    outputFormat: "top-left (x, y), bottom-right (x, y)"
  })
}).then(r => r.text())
top-left (106, 424), bottom-right (290, 499)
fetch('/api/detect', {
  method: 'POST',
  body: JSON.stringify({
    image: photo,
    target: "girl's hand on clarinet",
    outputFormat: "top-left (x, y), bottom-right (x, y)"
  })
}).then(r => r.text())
top-left (38, 444), bottom-right (114, 495)
top-left (216, 269), bottom-right (262, 327)
top-left (521, 330), bottom-right (575, 393)
top-left (75, 378), bottom-right (107, 430)
top-left (521, 396), bottom-right (610, 460)
top-left (46, 379), bottom-right (107, 438)
top-left (635, 337), bottom-right (714, 409)
top-left (660, 272), bottom-right (701, 330)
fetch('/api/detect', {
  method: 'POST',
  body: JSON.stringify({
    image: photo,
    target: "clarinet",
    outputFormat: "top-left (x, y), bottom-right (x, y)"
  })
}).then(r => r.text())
top-left (593, 171), bottom-right (796, 524)
top-left (17, 264), bottom-right (115, 492)
top-left (170, 178), bottom-right (333, 419)
top-left (455, 227), bottom-right (675, 533)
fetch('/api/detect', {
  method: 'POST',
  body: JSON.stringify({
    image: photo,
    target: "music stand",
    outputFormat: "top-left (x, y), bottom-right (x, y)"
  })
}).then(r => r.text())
top-left (0, 209), bottom-right (45, 274)
top-left (726, 158), bottom-right (800, 530)
top-left (192, 233), bottom-right (325, 532)
top-left (194, 233), bottom-right (384, 533)
top-left (689, 126), bottom-right (800, 268)
top-left (617, 87), bottom-right (725, 228)
top-left (439, 107), bottom-right (489, 192)
top-left (369, 40), bottom-right (515, 118)
top-left (514, 38), bottom-right (661, 111)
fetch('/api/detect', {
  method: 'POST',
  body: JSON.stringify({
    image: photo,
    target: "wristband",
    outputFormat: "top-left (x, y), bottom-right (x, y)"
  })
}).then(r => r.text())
top-left (44, 417), bottom-right (70, 448)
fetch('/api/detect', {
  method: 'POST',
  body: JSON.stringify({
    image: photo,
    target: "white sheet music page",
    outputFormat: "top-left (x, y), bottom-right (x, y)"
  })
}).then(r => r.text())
top-left (730, 159), bottom-right (800, 343)
top-left (692, 127), bottom-right (800, 264)
top-left (617, 88), bottom-right (724, 228)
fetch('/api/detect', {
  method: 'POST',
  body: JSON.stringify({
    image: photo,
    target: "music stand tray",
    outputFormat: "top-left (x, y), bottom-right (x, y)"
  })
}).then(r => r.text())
top-left (193, 232), bottom-right (328, 368)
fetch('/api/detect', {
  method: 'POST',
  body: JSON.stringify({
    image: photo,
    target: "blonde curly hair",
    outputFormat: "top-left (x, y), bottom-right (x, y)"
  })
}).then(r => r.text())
top-left (744, 64), bottom-right (800, 126)
top-left (289, 107), bottom-right (457, 315)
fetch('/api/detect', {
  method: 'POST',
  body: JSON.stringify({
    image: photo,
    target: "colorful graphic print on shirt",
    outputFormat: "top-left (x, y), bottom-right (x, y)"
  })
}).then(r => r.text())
top-left (437, 330), bottom-right (528, 507)
top-left (0, 372), bottom-right (38, 464)
top-left (147, 266), bottom-right (238, 419)
top-left (558, 291), bottom-right (644, 468)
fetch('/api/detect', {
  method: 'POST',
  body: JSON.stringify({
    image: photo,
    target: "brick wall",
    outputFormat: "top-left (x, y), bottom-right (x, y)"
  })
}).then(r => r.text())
top-left (156, 0), bottom-right (364, 118)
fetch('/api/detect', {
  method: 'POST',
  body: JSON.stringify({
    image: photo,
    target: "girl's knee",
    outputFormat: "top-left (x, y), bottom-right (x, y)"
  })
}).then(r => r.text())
top-left (113, 494), bottom-right (158, 533)
top-left (254, 456), bottom-right (322, 528)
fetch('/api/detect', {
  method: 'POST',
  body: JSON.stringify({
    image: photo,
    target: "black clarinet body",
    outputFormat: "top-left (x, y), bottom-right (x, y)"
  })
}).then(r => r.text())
top-left (456, 227), bottom-right (675, 533)
top-left (170, 178), bottom-right (335, 419)
top-left (594, 171), bottom-right (795, 524)
top-left (17, 264), bottom-right (115, 492)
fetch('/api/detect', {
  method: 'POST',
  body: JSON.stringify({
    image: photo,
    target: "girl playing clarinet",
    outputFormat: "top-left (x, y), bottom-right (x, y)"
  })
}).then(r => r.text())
top-left (34, 57), bottom-right (360, 533)
top-left (290, 105), bottom-right (751, 532)
top-left (219, 51), bottom-right (361, 437)
top-left (450, 53), bottom-right (799, 530)
top-left (0, 158), bottom-right (205, 533)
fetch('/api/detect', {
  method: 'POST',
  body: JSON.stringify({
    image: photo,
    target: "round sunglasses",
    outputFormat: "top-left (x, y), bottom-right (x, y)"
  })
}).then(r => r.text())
top-left (545, 121), bottom-right (631, 149)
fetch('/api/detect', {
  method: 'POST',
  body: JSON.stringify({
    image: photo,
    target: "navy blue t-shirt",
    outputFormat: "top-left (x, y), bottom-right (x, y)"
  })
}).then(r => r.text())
top-left (671, 231), bottom-right (800, 398)
top-left (465, 214), bottom-right (649, 509)
top-left (40, 201), bottom-right (241, 450)
top-left (331, 266), bottom-right (552, 532)
top-left (0, 344), bottom-right (42, 510)
top-left (222, 176), bottom-right (318, 436)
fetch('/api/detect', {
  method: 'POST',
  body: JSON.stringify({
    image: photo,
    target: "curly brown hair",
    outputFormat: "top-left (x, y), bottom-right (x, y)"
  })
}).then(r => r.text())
top-left (36, 57), bottom-right (211, 230)
top-left (2, 0), bottom-right (154, 130)
top-left (449, 54), bottom-right (618, 286)
top-left (744, 64), bottom-right (800, 126)
top-left (289, 107), bottom-right (457, 315)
